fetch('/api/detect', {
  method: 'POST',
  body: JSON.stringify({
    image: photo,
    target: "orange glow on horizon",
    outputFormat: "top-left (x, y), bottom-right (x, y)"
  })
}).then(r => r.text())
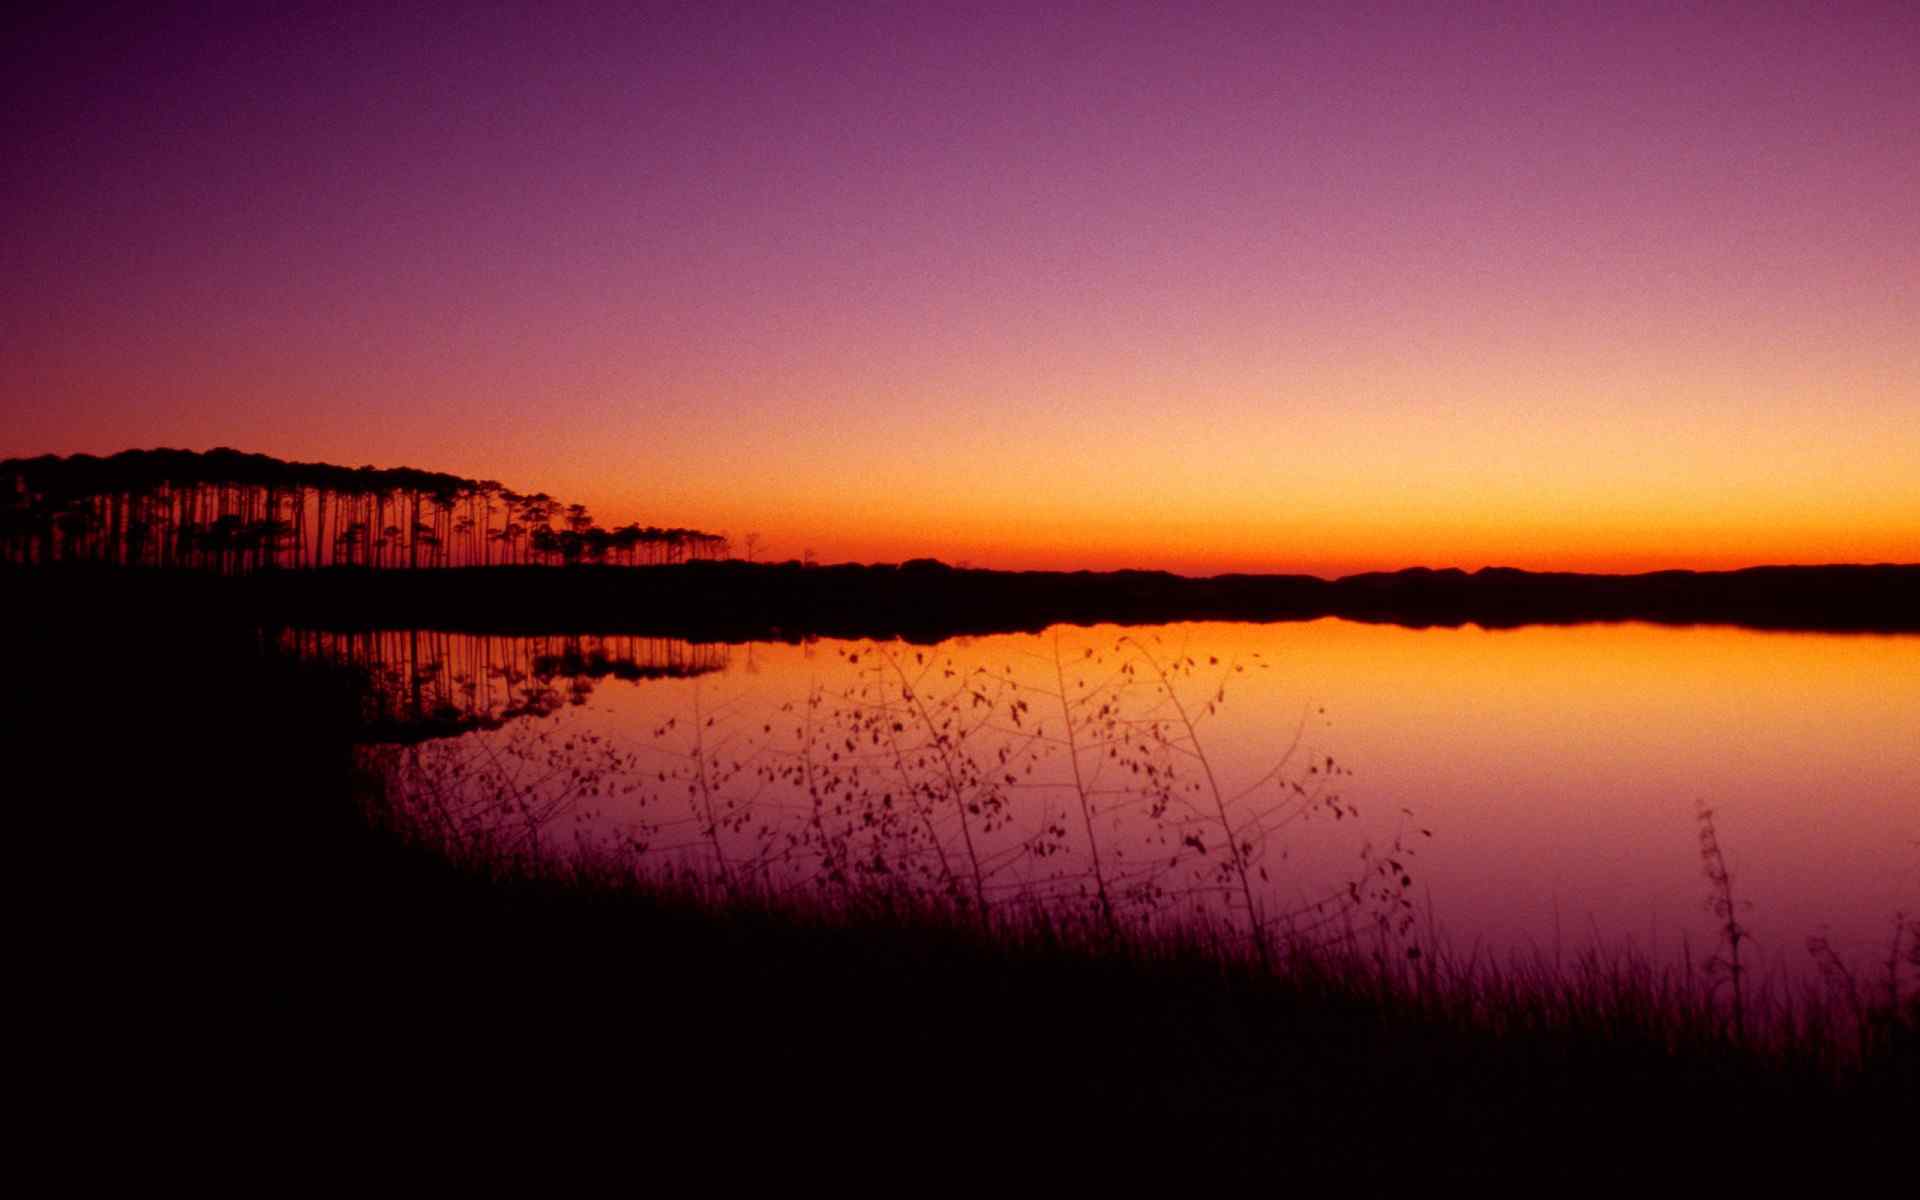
top-left (569, 444), bottom-right (1918, 577)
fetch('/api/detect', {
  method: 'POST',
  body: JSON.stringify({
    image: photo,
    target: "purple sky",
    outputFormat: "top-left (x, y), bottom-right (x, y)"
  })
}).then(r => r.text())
top-left (6, 2), bottom-right (1916, 572)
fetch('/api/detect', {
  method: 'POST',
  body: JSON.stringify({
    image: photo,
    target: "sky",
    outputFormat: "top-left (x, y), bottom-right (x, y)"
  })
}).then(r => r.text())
top-left (4, 1), bottom-right (1916, 576)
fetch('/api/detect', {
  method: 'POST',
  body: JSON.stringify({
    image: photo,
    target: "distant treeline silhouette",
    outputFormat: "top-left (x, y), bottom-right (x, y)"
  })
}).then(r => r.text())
top-left (0, 447), bottom-right (727, 571)
top-left (220, 558), bottom-right (1920, 639)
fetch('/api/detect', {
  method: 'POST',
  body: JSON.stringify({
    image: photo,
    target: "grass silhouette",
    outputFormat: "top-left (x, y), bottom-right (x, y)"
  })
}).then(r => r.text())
top-left (1697, 797), bottom-right (1752, 1042)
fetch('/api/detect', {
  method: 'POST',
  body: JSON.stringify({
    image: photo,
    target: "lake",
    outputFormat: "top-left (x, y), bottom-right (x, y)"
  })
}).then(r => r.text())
top-left (319, 619), bottom-right (1918, 980)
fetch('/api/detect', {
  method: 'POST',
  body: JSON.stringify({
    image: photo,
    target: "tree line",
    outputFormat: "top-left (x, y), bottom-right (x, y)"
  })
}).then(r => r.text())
top-left (0, 447), bottom-right (730, 571)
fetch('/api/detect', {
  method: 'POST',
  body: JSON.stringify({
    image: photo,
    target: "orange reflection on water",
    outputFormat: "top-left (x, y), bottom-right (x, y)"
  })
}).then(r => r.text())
top-left (397, 620), bottom-right (1918, 973)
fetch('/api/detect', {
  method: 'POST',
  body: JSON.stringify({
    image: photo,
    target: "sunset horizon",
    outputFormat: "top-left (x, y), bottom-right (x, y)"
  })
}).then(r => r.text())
top-left (7, 3), bottom-right (1914, 576)
top-left (10, 438), bottom-right (1914, 579)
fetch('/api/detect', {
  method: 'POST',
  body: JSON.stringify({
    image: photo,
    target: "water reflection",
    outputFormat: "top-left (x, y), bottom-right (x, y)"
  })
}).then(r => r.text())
top-left (278, 628), bottom-right (727, 742)
top-left (355, 620), bottom-right (1919, 979)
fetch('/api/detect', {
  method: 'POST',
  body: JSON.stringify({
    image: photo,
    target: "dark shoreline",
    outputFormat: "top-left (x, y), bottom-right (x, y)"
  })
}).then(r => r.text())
top-left (12, 559), bottom-right (1918, 641)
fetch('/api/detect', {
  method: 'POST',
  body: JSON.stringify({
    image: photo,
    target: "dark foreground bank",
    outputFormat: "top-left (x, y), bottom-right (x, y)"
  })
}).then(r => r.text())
top-left (9, 587), bottom-right (1912, 1185)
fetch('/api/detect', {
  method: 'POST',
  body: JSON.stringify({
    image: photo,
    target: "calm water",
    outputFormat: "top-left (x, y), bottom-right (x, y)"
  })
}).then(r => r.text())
top-left (336, 620), bottom-right (1918, 977)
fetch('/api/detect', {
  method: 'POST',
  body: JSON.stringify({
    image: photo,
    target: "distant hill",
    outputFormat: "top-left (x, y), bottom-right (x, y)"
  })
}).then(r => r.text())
top-left (10, 557), bottom-right (1915, 642)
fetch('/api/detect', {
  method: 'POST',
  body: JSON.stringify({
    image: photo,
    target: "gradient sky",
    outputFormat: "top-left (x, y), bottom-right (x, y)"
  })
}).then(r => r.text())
top-left (5, 1), bottom-right (1916, 575)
